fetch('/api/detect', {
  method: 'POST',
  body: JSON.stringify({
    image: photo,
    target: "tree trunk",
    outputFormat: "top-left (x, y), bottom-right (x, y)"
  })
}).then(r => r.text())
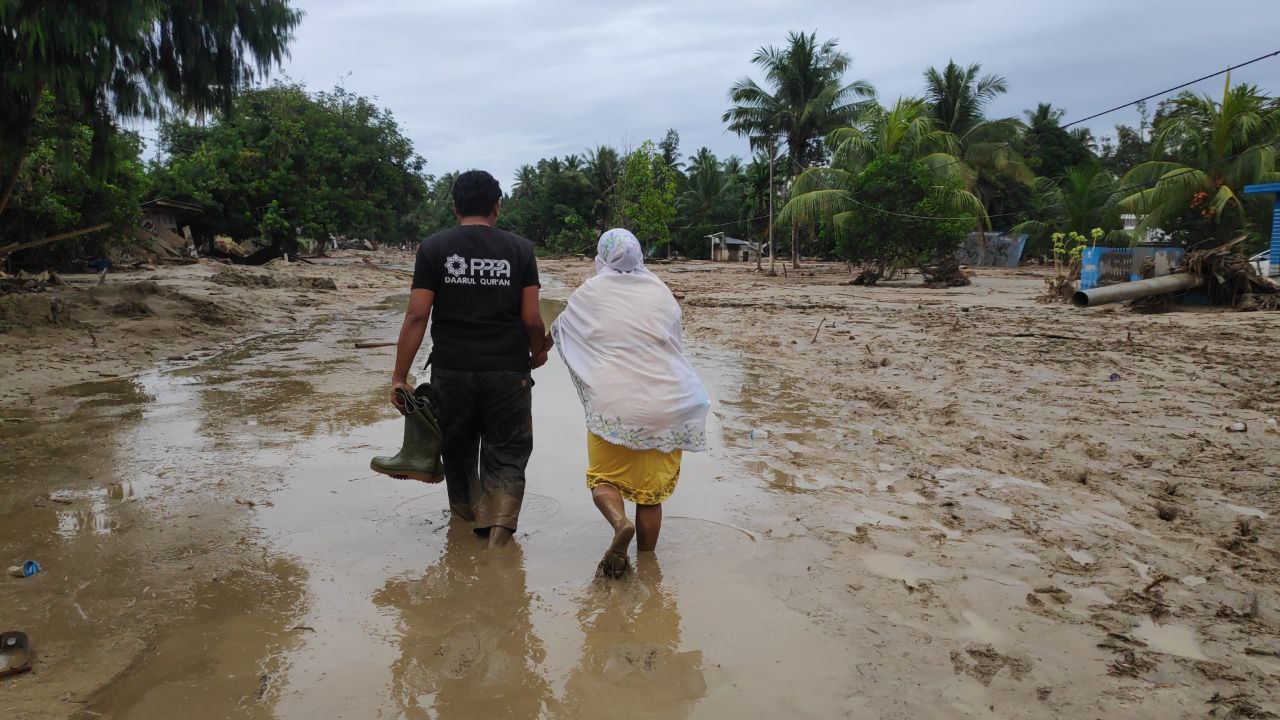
top-left (0, 79), bottom-right (47, 220)
top-left (0, 151), bottom-right (28, 221)
top-left (766, 142), bottom-right (775, 274)
top-left (791, 220), bottom-right (799, 269)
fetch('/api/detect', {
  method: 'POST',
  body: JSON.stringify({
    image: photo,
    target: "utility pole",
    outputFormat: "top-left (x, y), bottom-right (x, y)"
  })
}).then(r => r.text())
top-left (767, 136), bottom-right (776, 275)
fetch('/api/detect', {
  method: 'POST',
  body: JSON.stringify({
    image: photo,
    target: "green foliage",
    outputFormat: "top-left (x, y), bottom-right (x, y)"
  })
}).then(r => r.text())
top-left (1049, 230), bottom-right (1094, 266)
top-left (615, 141), bottom-right (677, 252)
top-left (830, 154), bottom-right (973, 266)
top-left (1012, 164), bottom-right (1123, 256)
top-left (1020, 103), bottom-right (1094, 179)
top-left (149, 83), bottom-right (428, 245)
top-left (723, 30), bottom-right (874, 180)
top-left (923, 60), bottom-right (1009, 136)
top-left (4, 94), bottom-right (145, 269)
top-left (502, 156), bottom-right (595, 247)
top-left (0, 0), bottom-right (300, 218)
top-left (1119, 78), bottom-right (1280, 246)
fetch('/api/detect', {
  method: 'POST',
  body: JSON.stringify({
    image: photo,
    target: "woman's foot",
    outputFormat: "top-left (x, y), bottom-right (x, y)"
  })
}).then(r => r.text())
top-left (598, 518), bottom-right (635, 578)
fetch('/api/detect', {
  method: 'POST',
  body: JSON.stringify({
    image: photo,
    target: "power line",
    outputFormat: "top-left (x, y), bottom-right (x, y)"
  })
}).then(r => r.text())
top-left (681, 50), bottom-right (1280, 233)
top-left (927, 49), bottom-right (1280, 176)
top-left (1059, 49), bottom-right (1280, 130)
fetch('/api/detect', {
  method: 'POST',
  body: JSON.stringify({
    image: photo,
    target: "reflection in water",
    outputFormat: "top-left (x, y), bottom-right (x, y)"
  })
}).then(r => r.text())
top-left (553, 555), bottom-right (706, 720)
top-left (375, 523), bottom-right (551, 719)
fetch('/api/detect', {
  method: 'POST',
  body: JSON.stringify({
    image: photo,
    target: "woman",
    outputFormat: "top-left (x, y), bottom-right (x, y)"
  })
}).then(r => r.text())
top-left (552, 229), bottom-right (710, 578)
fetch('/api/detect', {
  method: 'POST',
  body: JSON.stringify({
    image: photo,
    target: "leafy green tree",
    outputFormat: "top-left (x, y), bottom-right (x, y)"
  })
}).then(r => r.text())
top-left (615, 140), bottom-right (677, 253)
top-left (149, 83), bottom-right (428, 252)
top-left (1119, 78), bottom-right (1280, 245)
top-left (0, 0), bottom-right (300, 220)
top-left (829, 154), bottom-right (973, 269)
top-left (502, 155), bottom-right (594, 246)
top-left (3, 94), bottom-right (146, 269)
top-left (723, 31), bottom-right (875, 268)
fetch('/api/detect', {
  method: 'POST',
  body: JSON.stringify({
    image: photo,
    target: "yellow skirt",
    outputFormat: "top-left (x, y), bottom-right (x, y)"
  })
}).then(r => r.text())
top-left (586, 432), bottom-right (682, 505)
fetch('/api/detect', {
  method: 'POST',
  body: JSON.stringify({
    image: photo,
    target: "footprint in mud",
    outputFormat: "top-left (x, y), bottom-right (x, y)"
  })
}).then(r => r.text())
top-left (950, 644), bottom-right (1033, 685)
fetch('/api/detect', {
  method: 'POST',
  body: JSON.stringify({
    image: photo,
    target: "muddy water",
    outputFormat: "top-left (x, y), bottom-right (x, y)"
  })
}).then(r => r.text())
top-left (6, 297), bottom-right (864, 719)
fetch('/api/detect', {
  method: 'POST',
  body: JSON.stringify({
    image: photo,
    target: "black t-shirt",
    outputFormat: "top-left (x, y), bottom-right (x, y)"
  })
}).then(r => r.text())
top-left (411, 224), bottom-right (540, 371)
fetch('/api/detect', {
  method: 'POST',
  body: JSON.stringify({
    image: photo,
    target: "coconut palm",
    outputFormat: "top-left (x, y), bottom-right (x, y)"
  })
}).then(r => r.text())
top-left (722, 31), bottom-right (876, 268)
top-left (1010, 164), bottom-right (1123, 245)
top-left (585, 145), bottom-right (621, 230)
top-left (922, 118), bottom-right (1034, 232)
top-left (825, 97), bottom-right (953, 170)
top-left (781, 98), bottom-right (986, 234)
top-left (1120, 78), bottom-right (1280, 244)
top-left (678, 148), bottom-right (729, 229)
top-left (924, 60), bottom-right (1009, 136)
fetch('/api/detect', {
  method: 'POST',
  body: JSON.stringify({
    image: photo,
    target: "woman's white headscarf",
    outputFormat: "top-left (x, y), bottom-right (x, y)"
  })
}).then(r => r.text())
top-left (594, 227), bottom-right (649, 275)
top-left (552, 229), bottom-right (710, 452)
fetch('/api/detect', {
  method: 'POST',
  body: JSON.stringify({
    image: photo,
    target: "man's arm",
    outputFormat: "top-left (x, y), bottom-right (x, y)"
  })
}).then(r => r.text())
top-left (390, 288), bottom-right (434, 409)
top-left (520, 285), bottom-right (549, 369)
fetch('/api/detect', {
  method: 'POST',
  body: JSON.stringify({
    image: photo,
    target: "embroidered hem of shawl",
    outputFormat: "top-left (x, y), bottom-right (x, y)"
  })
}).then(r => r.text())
top-left (554, 311), bottom-right (708, 454)
top-left (585, 413), bottom-right (707, 453)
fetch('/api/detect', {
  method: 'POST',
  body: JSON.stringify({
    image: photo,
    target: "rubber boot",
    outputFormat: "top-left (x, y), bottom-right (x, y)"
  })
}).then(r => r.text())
top-left (371, 385), bottom-right (444, 483)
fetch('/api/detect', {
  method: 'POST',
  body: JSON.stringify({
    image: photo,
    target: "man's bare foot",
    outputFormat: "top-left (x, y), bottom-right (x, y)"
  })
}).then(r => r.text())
top-left (488, 526), bottom-right (514, 548)
top-left (598, 519), bottom-right (634, 579)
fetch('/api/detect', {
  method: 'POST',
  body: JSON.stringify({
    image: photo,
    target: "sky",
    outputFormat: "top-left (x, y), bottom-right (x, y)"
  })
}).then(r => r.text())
top-left (167, 0), bottom-right (1280, 187)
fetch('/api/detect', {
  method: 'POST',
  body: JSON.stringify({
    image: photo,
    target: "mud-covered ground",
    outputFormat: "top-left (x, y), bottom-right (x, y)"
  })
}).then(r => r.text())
top-left (2, 254), bottom-right (1278, 719)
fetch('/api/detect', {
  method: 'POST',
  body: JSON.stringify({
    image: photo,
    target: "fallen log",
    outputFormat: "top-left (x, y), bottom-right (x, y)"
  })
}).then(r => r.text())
top-left (0, 223), bottom-right (112, 262)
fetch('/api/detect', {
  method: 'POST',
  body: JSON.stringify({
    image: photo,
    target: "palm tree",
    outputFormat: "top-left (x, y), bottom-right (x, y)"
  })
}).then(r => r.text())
top-left (723, 31), bottom-right (876, 269)
top-left (512, 164), bottom-right (538, 200)
top-left (1010, 164), bottom-right (1123, 249)
top-left (782, 98), bottom-right (986, 231)
top-left (679, 148), bottom-right (731, 246)
top-left (922, 118), bottom-right (1034, 233)
top-left (826, 97), bottom-right (952, 170)
top-left (1120, 77), bottom-right (1280, 245)
top-left (923, 60), bottom-right (1009, 136)
top-left (585, 145), bottom-right (621, 230)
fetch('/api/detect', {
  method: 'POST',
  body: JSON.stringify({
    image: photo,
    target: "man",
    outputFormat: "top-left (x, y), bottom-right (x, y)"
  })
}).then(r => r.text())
top-left (390, 170), bottom-right (549, 548)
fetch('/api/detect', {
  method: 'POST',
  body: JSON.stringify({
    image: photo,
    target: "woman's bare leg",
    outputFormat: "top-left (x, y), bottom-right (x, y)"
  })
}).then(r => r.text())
top-left (635, 503), bottom-right (662, 551)
top-left (592, 484), bottom-right (634, 578)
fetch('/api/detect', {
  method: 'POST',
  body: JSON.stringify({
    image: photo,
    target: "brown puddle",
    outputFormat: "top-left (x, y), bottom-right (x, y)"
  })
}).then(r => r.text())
top-left (3, 296), bottom-right (869, 719)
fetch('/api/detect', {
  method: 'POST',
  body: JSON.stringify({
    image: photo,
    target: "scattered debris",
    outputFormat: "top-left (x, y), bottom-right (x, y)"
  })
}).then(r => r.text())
top-left (0, 631), bottom-right (32, 679)
top-left (848, 266), bottom-right (881, 286)
top-left (920, 258), bottom-right (971, 288)
top-left (1183, 238), bottom-right (1280, 310)
top-left (7, 561), bottom-right (40, 578)
top-left (1108, 649), bottom-right (1156, 677)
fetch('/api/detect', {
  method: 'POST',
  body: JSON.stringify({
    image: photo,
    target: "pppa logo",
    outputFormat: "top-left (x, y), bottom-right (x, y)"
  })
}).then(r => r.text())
top-left (469, 258), bottom-right (511, 278)
top-left (442, 255), bottom-right (512, 286)
top-left (445, 254), bottom-right (468, 277)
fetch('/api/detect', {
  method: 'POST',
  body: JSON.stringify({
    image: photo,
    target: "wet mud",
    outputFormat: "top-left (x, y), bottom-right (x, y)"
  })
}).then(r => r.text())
top-left (3, 259), bottom-right (1279, 718)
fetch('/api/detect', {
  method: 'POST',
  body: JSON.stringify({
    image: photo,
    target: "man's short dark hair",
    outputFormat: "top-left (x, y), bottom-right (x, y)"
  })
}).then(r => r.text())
top-left (452, 170), bottom-right (502, 217)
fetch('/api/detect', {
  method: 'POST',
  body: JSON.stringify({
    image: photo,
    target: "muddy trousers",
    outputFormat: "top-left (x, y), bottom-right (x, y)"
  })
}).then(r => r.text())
top-left (431, 368), bottom-right (533, 533)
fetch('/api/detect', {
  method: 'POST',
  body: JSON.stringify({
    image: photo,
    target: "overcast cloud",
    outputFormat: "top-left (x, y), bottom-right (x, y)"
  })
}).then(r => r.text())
top-left (220, 0), bottom-right (1279, 187)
